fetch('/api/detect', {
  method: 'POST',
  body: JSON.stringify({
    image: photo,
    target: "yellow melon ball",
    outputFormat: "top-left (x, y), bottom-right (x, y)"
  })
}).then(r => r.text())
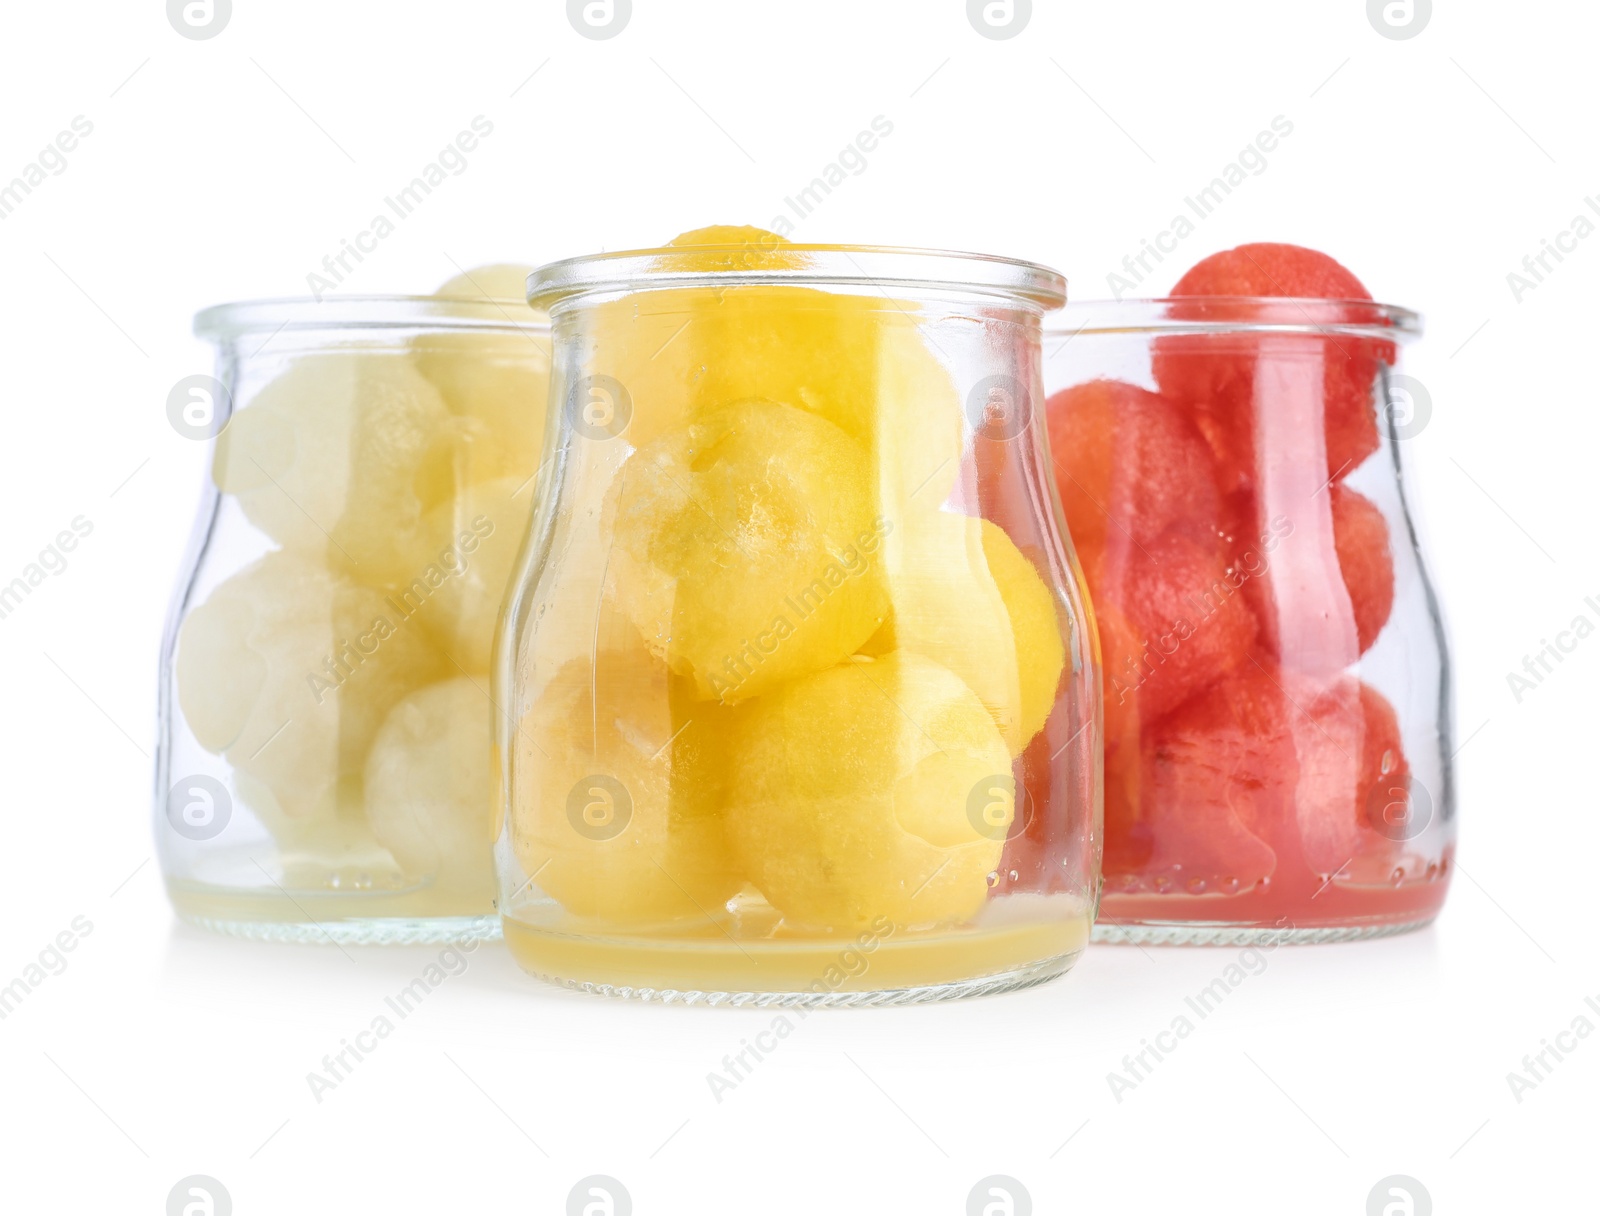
top-left (684, 290), bottom-right (963, 508)
top-left (511, 647), bottom-right (740, 924)
top-left (570, 288), bottom-right (710, 451)
top-left (364, 677), bottom-right (496, 897)
top-left (979, 521), bottom-right (1067, 746)
top-left (867, 513), bottom-right (1065, 752)
top-left (501, 467), bottom-right (640, 687)
top-left (213, 354), bottom-right (455, 587)
top-left (865, 512), bottom-right (1020, 747)
top-left (724, 651), bottom-right (1012, 931)
top-left (175, 550), bottom-right (445, 821)
top-left (662, 224), bottom-right (805, 270)
top-left (414, 264), bottom-right (550, 487)
top-left (609, 399), bottom-right (889, 702)
top-left (598, 228), bottom-right (963, 500)
top-left (871, 311), bottom-right (967, 509)
top-left (390, 476), bottom-right (535, 672)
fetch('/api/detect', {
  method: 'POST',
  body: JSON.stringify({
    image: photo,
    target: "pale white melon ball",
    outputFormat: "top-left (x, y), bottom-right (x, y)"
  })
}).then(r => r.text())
top-left (212, 353), bottom-right (456, 587)
top-left (414, 264), bottom-right (550, 486)
top-left (175, 550), bottom-right (445, 821)
top-left (363, 677), bottom-right (496, 896)
top-left (394, 476), bottom-right (535, 672)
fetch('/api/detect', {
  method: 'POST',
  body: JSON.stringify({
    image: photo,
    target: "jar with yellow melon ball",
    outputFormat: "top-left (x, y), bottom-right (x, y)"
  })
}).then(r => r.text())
top-left (157, 275), bottom-right (550, 943)
top-left (500, 229), bottom-right (1099, 1002)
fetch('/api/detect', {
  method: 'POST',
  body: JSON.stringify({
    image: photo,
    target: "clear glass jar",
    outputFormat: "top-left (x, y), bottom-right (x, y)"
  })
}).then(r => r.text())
top-left (499, 241), bottom-right (1098, 1003)
top-left (1042, 298), bottom-right (1453, 943)
top-left (157, 295), bottom-right (550, 943)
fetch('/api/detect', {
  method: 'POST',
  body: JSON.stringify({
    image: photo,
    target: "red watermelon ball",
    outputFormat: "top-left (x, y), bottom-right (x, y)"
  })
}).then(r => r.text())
top-left (1233, 483), bottom-right (1395, 669)
top-left (1106, 662), bottom-right (1289, 892)
top-left (1284, 673), bottom-right (1411, 875)
top-left (1107, 662), bottom-right (1413, 891)
top-left (1330, 484), bottom-right (1395, 653)
top-left (1152, 244), bottom-right (1394, 492)
top-left (1086, 525), bottom-right (1257, 748)
top-left (1045, 379), bottom-right (1221, 559)
top-left (1171, 242), bottom-right (1372, 299)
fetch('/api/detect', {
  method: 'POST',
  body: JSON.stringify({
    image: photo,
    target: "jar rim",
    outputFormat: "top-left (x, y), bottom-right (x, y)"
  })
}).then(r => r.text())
top-left (193, 295), bottom-right (550, 339)
top-left (1044, 297), bottom-right (1421, 340)
top-left (526, 244), bottom-right (1068, 311)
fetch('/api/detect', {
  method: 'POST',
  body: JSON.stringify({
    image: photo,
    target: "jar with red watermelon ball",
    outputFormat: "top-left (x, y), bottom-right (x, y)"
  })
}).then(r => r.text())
top-left (1043, 252), bottom-right (1453, 944)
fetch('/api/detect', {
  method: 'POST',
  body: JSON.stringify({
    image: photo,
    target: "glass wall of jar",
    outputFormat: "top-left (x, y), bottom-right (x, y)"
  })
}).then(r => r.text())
top-left (499, 234), bottom-right (1097, 1003)
top-left (158, 291), bottom-right (550, 943)
top-left (1042, 298), bottom-right (1453, 943)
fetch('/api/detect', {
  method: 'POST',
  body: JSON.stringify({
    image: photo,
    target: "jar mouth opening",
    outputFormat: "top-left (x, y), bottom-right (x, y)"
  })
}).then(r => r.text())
top-left (527, 244), bottom-right (1068, 312)
top-left (1044, 296), bottom-right (1420, 340)
top-left (194, 295), bottom-right (550, 340)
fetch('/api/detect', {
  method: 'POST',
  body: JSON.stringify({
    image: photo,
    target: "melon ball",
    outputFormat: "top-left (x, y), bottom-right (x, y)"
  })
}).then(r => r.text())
top-left (1086, 526), bottom-right (1257, 747)
top-left (511, 648), bottom-right (740, 924)
top-left (571, 287), bottom-right (710, 449)
top-left (609, 399), bottom-right (888, 702)
top-left (1234, 483), bottom-right (1395, 669)
top-left (413, 264), bottom-right (550, 487)
top-left (398, 476), bottom-right (535, 672)
top-left (872, 310), bottom-right (967, 509)
top-left (683, 289), bottom-right (964, 509)
top-left (431, 263), bottom-right (535, 302)
top-left (589, 227), bottom-right (963, 509)
top-left (364, 677), bottom-right (496, 896)
top-left (663, 224), bottom-right (804, 269)
top-left (568, 225), bottom-right (798, 453)
top-left (1330, 484), bottom-right (1395, 652)
top-left (1172, 242), bottom-right (1374, 300)
top-left (1109, 663), bottom-right (1288, 890)
top-left (1108, 661), bottom-right (1413, 893)
top-left (1286, 674), bottom-right (1411, 874)
top-left (213, 353), bottom-right (455, 587)
top-left (175, 550), bottom-right (445, 821)
top-left (1045, 379), bottom-right (1220, 556)
top-left (724, 651), bottom-right (1012, 931)
top-left (865, 512), bottom-right (1063, 753)
top-left (1152, 244), bottom-right (1392, 492)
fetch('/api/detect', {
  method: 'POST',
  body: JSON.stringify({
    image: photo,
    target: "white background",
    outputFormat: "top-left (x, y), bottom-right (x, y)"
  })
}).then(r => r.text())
top-left (1, 1), bottom-right (1594, 1212)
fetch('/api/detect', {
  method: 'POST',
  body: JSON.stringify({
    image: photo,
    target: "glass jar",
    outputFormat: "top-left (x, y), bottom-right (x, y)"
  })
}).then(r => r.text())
top-left (157, 294), bottom-right (550, 943)
top-left (1042, 298), bottom-right (1453, 943)
top-left (498, 240), bottom-right (1098, 1003)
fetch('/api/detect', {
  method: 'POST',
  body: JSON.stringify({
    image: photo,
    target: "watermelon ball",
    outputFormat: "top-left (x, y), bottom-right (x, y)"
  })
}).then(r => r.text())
top-left (1104, 662), bottom-right (1287, 892)
top-left (1086, 526), bottom-right (1258, 749)
top-left (1233, 483), bottom-right (1394, 670)
top-left (1284, 674), bottom-right (1411, 875)
top-left (1172, 242), bottom-right (1373, 300)
top-left (1045, 379), bottom-right (1220, 561)
top-left (1152, 243), bottom-right (1394, 492)
top-left (1330, 484), bottom-right (1395, 653)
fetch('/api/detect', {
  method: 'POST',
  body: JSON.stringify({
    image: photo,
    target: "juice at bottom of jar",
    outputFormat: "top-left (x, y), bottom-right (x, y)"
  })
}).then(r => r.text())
top-left (1099, 853), bottom-right (1452, 940)
top-left (165, 839), bottom-right (498, 942)
top-left (168, 880), bottom-right (496, 931)
top-left (503, 893), bottom-right (1092, 998)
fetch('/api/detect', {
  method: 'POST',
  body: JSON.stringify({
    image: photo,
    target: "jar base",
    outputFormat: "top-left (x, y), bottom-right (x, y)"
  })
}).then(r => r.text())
top-left (1091, 916), bottom-right (1435, 947)
top-left (511, 952), bottom-right (1079, 1007)
top-left (168, 882), bottom-right (500, 945)
top-left (502, 907), bottom-right (1089, 1006)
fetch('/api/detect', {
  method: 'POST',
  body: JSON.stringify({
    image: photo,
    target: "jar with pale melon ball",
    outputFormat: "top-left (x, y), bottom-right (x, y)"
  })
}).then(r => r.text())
top-left (501, 231), bottom-right (1098, 1002)
top-left (157, 275), bottom-right (548, 943)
